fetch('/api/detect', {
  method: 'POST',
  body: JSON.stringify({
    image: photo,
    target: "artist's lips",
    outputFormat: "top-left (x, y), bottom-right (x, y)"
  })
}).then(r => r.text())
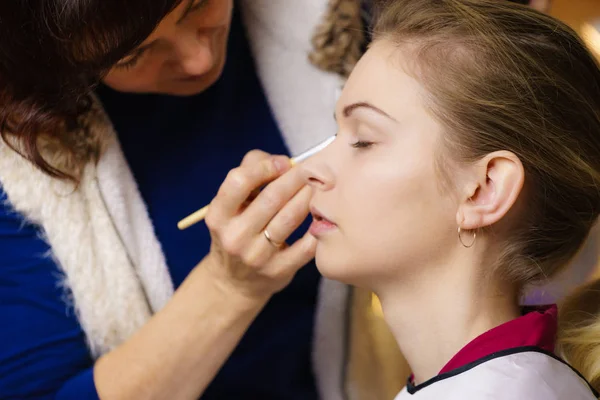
top-left (309, 206), bottom-right (337, 236)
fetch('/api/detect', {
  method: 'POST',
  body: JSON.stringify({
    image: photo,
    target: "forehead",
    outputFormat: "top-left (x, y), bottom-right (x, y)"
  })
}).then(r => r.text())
top-left (135, 0), bottom-right (189, 45)
top-left (338, 40), bottom-right (428, 120)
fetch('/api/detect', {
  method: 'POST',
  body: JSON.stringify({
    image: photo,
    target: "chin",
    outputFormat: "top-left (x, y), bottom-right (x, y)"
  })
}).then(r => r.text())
top-left (315, 249), bottom-right (364, 285)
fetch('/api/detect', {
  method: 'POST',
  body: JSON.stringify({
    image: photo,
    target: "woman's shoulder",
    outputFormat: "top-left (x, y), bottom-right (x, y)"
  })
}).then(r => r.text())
top-left (0, 182), bottom-right (67, 313)
top-left (0, 184), bottom-right (44, 248)
top-left (395, 350), bottom-right (597, 400)
top-left (0, 183), bottom-right (74, 307)
top-left (0, 184), bottom-right (94, 398)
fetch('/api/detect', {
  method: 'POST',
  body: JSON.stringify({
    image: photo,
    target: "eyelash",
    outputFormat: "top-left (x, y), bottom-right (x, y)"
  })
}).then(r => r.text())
top-left (351, 141), bottom-right (374, 149)
top-left (115, 51), bottom-right (146, 70)
top-left (191, 0), bottom-right (209, 11)
top-left (114, 0), bottom-right (208, 71)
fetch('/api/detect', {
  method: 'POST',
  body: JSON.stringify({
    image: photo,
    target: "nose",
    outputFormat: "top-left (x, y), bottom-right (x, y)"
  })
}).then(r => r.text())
top-left (174, 31), bottom-right (214, 76)
top-left (301, 144), bottom-right (336, 191)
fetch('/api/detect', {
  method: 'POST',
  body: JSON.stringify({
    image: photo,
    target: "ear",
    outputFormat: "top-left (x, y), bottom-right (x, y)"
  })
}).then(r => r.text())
top-left (456, 151), bottom-right (524, 230)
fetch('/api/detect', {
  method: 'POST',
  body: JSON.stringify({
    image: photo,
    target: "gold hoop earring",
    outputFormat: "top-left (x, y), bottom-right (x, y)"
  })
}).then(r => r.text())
top-left (458, 227), bottom-right (476, 248)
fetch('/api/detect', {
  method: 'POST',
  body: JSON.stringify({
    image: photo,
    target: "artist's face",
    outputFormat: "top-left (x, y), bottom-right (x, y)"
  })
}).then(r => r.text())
top-left (302, 40), bottom-right (459, 287)
top-left (103, 0), bottom-right (233, 96)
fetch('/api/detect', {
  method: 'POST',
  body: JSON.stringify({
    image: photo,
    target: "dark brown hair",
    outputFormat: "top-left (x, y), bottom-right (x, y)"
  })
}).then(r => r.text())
top-left (373, 0), bottom-right (600, 388)
top-left (0, 0), bottom-right (182, 179)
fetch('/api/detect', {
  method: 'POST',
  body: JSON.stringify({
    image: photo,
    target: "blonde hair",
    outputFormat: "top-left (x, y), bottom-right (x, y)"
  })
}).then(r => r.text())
top-left (558, 278), bottom-right (600, 392)
top-left (373, 0), bottom-right (600, 390)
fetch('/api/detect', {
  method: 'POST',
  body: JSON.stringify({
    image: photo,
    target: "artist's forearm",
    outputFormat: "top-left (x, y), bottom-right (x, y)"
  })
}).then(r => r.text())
top-left (94, 264), bottom-right (268, 400)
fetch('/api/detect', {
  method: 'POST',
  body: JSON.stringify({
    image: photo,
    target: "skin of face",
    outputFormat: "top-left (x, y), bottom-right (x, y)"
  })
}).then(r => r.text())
top-left (103, 0), bottom-right (233, 96)
top-left (302, 40), bottom-right (462, 289)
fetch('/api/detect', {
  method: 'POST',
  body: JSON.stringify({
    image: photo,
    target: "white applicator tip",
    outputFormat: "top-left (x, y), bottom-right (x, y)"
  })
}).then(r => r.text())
top-left (290, 135), bottom-right (336, 166)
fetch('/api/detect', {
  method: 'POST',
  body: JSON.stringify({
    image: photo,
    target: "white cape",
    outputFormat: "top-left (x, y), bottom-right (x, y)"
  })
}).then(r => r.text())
top-left (395, 350), bottom-right (596, 400)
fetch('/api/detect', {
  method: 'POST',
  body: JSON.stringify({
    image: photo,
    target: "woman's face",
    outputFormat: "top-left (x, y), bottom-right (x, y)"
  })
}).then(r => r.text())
top-left (302, 40), bottom-right (461, 287)
top-left (103, 0), bottom-right (233, 96)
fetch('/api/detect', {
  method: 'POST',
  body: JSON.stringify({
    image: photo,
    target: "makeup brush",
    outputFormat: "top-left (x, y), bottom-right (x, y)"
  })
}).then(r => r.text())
top-left (177, 135), bottom-right (336, 230)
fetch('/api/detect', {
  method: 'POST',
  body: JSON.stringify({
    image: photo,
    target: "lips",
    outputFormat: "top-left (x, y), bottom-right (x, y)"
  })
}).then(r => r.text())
top-left (309, 206), bottom-right (337, 236)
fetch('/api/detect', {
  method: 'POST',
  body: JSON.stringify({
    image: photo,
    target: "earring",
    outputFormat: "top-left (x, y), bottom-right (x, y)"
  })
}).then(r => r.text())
top-left (458, 227), bottom-right (476, 248)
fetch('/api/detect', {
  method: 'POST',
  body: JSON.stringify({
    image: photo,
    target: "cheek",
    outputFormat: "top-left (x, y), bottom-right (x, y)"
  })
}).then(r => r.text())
top-left (348, 153), bottom-right (436, 226)
top-left (200, 0), bottom-right (233, 26)
top-left (317, 153), bottom-right (455, 283)
top-left (103, 63), bottom-right (162, 93)
top-left (349, 163), bottom-right (434, 250)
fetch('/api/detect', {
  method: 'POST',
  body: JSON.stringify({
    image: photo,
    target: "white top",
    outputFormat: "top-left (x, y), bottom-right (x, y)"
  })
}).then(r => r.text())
top-left (395, 349), bottom-right (597, 400)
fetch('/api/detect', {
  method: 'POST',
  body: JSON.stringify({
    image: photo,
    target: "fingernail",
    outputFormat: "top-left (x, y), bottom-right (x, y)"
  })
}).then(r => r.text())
top-left (273, 156), bottom-right (292, 173)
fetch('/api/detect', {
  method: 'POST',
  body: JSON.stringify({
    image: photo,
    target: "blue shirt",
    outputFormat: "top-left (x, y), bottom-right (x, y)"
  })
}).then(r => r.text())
top-left (0, 9), bottom-right (320, 399)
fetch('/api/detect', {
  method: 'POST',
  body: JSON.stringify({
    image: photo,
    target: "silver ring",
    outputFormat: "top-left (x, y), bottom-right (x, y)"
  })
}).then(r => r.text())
top-left (263, 229), bottom-right (284, 249)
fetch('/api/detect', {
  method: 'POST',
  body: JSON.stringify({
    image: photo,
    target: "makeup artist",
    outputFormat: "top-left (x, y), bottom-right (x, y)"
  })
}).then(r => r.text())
top-left (0, 0), bottom-right (371, 399)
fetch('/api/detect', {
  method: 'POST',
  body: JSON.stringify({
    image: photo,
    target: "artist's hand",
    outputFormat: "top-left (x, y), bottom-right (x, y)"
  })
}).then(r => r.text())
top-left (200, 150), bottom-right (317, 301)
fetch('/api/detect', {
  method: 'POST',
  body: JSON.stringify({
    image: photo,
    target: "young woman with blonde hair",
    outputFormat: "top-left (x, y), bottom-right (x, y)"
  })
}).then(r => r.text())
top-left (303, 0), bottom-right (600, 397)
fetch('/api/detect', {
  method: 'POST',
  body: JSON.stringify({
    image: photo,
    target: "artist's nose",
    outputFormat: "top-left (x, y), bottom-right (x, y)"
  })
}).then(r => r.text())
top-left (173, 28), bottom-right (215, 77)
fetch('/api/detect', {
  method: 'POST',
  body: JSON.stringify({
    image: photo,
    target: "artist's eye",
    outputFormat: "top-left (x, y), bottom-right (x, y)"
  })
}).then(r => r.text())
top-left (351, 140), bottom-right (374, 149)
top-left (190, 0), bottom-right (209, 11)
top-left (115, 49), bottom-right (148, 70)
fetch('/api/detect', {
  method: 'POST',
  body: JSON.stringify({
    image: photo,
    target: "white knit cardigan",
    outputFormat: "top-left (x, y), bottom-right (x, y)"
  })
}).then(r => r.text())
top-left (0, 1), bottom-right (350, 399)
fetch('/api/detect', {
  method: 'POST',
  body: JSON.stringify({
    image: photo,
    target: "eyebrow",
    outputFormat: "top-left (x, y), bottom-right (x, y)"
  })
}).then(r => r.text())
top-left (177, 0), bottom-right (196, 24)
top-left (342, 102), bottom-right (397, 122)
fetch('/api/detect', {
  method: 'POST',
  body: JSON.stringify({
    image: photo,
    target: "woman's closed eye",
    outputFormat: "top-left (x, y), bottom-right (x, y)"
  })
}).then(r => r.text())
top-left (351, 140), bottom-right (374, 149)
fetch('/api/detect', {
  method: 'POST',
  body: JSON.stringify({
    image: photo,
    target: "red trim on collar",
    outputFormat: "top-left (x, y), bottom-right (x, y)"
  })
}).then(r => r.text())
top-left (438, 304), bottom-right (558, 375)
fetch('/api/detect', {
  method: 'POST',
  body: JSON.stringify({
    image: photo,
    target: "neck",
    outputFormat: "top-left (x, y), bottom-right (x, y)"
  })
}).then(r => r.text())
top-left (376, 257), bottom-right (520, 385)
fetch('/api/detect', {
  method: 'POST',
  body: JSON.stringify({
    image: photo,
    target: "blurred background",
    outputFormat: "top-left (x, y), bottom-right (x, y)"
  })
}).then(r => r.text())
top-left (550, 0), bottom-right (600, 59)
top-left (550, 0), bottom-right (600, 284)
